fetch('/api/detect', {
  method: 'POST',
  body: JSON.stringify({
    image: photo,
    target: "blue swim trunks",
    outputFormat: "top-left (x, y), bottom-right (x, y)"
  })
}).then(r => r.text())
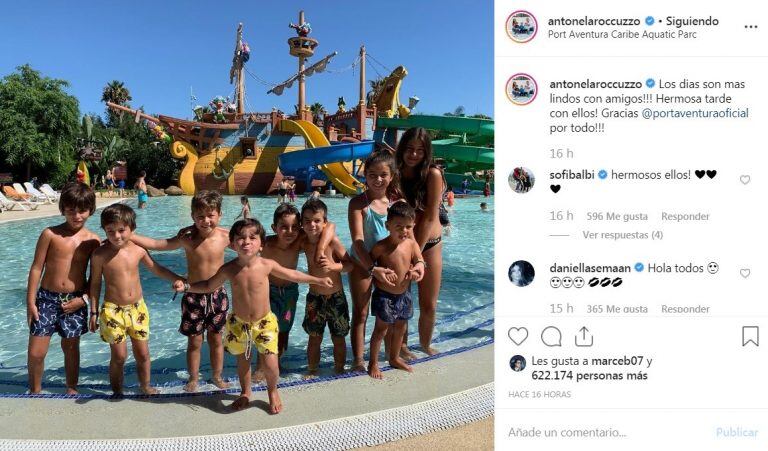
top-left (29, 288), bottom-right (88, 338)
top-left (371, 287), bottom-right (413, 324)
top-left (269, 283), bottom-right (299, 333)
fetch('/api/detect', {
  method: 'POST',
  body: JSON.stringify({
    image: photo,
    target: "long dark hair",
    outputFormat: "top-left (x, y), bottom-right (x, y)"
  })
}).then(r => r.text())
top-left (395, 127), bottom-right (444, 210)
top-left (363, 147), bottom-right (402, 201)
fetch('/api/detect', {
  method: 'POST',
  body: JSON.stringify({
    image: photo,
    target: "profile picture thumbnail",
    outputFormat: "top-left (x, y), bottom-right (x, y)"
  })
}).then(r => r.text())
top-left (506, 74), bottom-right (537, 106)
top-left (506, 10), bottom-right (537, 43)
top-left (508, 167), bottom-right (535, 194)
top-left (509, 260), bottom-right (535, 287)
top-left (510, 355), bottom-right (527, 372)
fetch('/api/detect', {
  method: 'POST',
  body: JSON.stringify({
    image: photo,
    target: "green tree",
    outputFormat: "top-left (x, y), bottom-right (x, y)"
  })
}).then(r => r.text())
top-left (309, 102), bottom-right (326, 124)
top-left (0, 65), bottom-right (80, 184)
top-left (101, 80), bottom-right (132, 126)
top-left (444, 106), bottom-right (465, 117)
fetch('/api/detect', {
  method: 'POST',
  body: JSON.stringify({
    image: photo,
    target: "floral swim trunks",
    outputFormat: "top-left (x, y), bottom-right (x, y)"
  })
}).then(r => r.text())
top-left (223, 312), bottom-right (279, 358)
top-left (269, 283), bottom-right (299, 334)
top-left (371, 287), bottom-right (414, 324)
top-left (29, 288), bottom-right (88, 338)
top-left (179, 286), bottom-right (229, 336)
top-left (99, 299), bottom-right (150, 344)
top-left (302, 290), bottom-right (350, 337)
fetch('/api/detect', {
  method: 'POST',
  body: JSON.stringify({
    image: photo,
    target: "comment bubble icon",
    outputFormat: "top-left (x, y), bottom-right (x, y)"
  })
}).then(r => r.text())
top-left (541, 326), bottom-right (563, 347)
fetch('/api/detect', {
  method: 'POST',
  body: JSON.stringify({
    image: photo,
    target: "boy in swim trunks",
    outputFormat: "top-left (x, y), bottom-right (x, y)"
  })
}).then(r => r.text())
top-left (131, 191), bottom-right (232, 392)
top-left (300, 199), bottom-right (354, 378)
top-left (174, 218), bottom-right (332, 414)
top-left (88, 204), bottom-right (184, 395)
top-left (368, 202), bottom-right (425, 379)
top-left (26, 182), bottom-right (100, 394)
top-left (255, 203), bottom-right (337, 378)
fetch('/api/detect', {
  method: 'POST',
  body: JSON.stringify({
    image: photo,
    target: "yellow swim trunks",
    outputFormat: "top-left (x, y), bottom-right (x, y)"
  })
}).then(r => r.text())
top-left (223, 312), bottom-right (278, 358)
top-left (99, 300), bottom-right (150, 344)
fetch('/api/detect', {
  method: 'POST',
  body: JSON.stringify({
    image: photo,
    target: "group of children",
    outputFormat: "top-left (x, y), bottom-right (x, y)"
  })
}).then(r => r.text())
top-left (26, 149), bottom-right (429, 414)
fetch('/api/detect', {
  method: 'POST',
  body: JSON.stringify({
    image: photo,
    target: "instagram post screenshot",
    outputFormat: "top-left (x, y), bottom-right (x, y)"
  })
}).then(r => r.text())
top-left (497, 0), bottom-right (766, 449)
top-left (0, 1), bottom-right (494, 450)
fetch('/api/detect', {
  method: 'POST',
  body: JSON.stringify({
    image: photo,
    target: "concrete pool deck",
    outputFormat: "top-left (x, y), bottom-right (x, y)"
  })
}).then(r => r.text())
top-left (0, 197), bottom-right (494, 449)
top-left (0, 344), bottom-right (493, 448)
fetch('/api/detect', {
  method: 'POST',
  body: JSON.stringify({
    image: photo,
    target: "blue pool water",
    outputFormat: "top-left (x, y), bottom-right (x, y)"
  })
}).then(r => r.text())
top-left (0, 196), bottom-right (493, 395)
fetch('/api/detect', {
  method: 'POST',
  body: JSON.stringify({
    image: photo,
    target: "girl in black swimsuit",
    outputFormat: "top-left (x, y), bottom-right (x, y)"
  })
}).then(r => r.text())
top-left (395, 127), bottom-right (446, 357)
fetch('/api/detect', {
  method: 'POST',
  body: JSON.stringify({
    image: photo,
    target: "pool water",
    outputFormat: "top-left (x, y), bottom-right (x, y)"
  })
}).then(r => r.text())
top-left (0, 196), bottom-right (493, 394)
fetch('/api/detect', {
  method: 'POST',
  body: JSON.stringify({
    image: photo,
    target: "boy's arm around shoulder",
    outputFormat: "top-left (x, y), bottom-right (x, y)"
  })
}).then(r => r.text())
top-left (131, 231), bottom-right (183, 251)
top-left (26, 228), bottom-right (54, 324)
top-left (268, 259), bottom-right (333, 288)
top-left (314, 220), bottom-right (337, 263)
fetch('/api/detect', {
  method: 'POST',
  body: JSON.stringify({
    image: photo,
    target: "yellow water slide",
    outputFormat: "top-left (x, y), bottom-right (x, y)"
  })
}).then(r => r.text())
top-left (278, 119), bottom-right (360, 195)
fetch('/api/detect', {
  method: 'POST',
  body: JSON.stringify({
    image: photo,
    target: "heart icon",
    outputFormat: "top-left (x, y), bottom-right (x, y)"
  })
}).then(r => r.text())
top-left (740, 268), bottom-right (751, 278)
top-left (740, 175), bottom-right (751, 185)
top-left (706, 170), bottom-right (717, 179)
top-left (550, 184), bottom-right (561, 193)
top-left (695, 170), bottom-right (705, 179)
top-left (508, 327), bottom-right (528, 346)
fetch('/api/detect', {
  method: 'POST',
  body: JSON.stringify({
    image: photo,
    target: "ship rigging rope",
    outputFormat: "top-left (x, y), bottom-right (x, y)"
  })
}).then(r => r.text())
top-left (366, 53), bottom-right (392, 75)
top-left (244, 66), bottom-right (279, 87)
top-left (325, 55), bottom-right (361, 74)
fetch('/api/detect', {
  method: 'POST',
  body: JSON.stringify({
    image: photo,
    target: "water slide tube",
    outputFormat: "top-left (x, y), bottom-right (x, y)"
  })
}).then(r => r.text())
top-left (278, 119), bottom-right (365, 195)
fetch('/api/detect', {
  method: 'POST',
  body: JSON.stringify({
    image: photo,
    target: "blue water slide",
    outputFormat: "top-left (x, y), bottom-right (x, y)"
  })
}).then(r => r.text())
top-left (278, 140), bottom-right (375, 171)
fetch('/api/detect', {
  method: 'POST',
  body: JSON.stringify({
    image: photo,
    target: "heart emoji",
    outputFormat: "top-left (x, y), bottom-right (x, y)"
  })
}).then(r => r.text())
top-left (508, 327), bottom-right (529, 346)
top-left (706, 170), bottom-right (717, 179)
top-left (695, 170), bottom-right (705, 179)
top-left (740, 268), bottom-right (751, 278)
top-left (550, 185), bottom-right (561, 193)
top-left (740, 175), bottom-right (751, 185)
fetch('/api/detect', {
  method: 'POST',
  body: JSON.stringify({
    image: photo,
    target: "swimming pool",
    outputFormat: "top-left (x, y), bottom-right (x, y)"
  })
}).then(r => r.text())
top-left (0, 196), bottom-right (493, 395)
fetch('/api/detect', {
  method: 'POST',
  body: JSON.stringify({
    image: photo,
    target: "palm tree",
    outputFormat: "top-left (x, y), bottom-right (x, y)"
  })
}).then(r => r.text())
top-left (309, 102), bottom-right (326, 124)
top-left (101, 80), bottom-right (132, 105)
top-left (101, 80), bottom-right (132, 126)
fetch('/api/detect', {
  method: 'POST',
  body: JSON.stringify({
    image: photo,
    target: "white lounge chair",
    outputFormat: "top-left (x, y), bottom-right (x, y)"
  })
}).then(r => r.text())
top-left (14, 183), bottom-right (46, 203)
top-left (40, 184), bottom-right (60, 201)
top-left (0, 191), bottom-right (39, 211)
top-left (24, 182), bottom-right (55, 204)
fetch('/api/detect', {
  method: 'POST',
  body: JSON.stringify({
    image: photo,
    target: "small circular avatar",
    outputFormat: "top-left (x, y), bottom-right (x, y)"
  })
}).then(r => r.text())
top-left (510, 355), bottom-right (527, 372)
top-left (508, 167), bottom-right (535, 194)
top-left (506, 10), bottom-right (538, 43)
top-left (509, 260), bottom-right (535, 287)
top-left (506, 74), bottom-right (538, 106)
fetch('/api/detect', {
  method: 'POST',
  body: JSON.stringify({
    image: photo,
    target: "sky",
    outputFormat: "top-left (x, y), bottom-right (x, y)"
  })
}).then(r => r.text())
top-left (0, 1), bottom-right (493, 121)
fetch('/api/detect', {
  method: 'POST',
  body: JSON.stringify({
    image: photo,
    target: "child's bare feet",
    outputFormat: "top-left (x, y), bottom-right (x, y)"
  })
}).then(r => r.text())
top-left (351, 360), bottom-right (366, 372)
top-left (422, 345), bottom-right (439, 356)
top-left (183, 379), bottom-right (198, 392)
top-left (211, 376), bottom-right (228, 389)
top-left (65, 387), bottom-right (78, 395)
top-left (140, 385), bottom-right (159, 395)
top-left (231, 394), bottom-right (250, 411)
top-left (334, 364), bottom-right (346, 375)
top-left (268, 389), bottom-right (283, 414)
top-left (389, 357), bottom-right (413, 373)
top-left (400, 345), bottom-right (417, 361)
top-left (367, 364), bottom-right (383, 379)
top-left (302, 369), bottom-right (319, 380)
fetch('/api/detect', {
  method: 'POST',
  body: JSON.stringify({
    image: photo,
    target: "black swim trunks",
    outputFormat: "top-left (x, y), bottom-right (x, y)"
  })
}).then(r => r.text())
top-left (179, 286), bottom-right (230, 336)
